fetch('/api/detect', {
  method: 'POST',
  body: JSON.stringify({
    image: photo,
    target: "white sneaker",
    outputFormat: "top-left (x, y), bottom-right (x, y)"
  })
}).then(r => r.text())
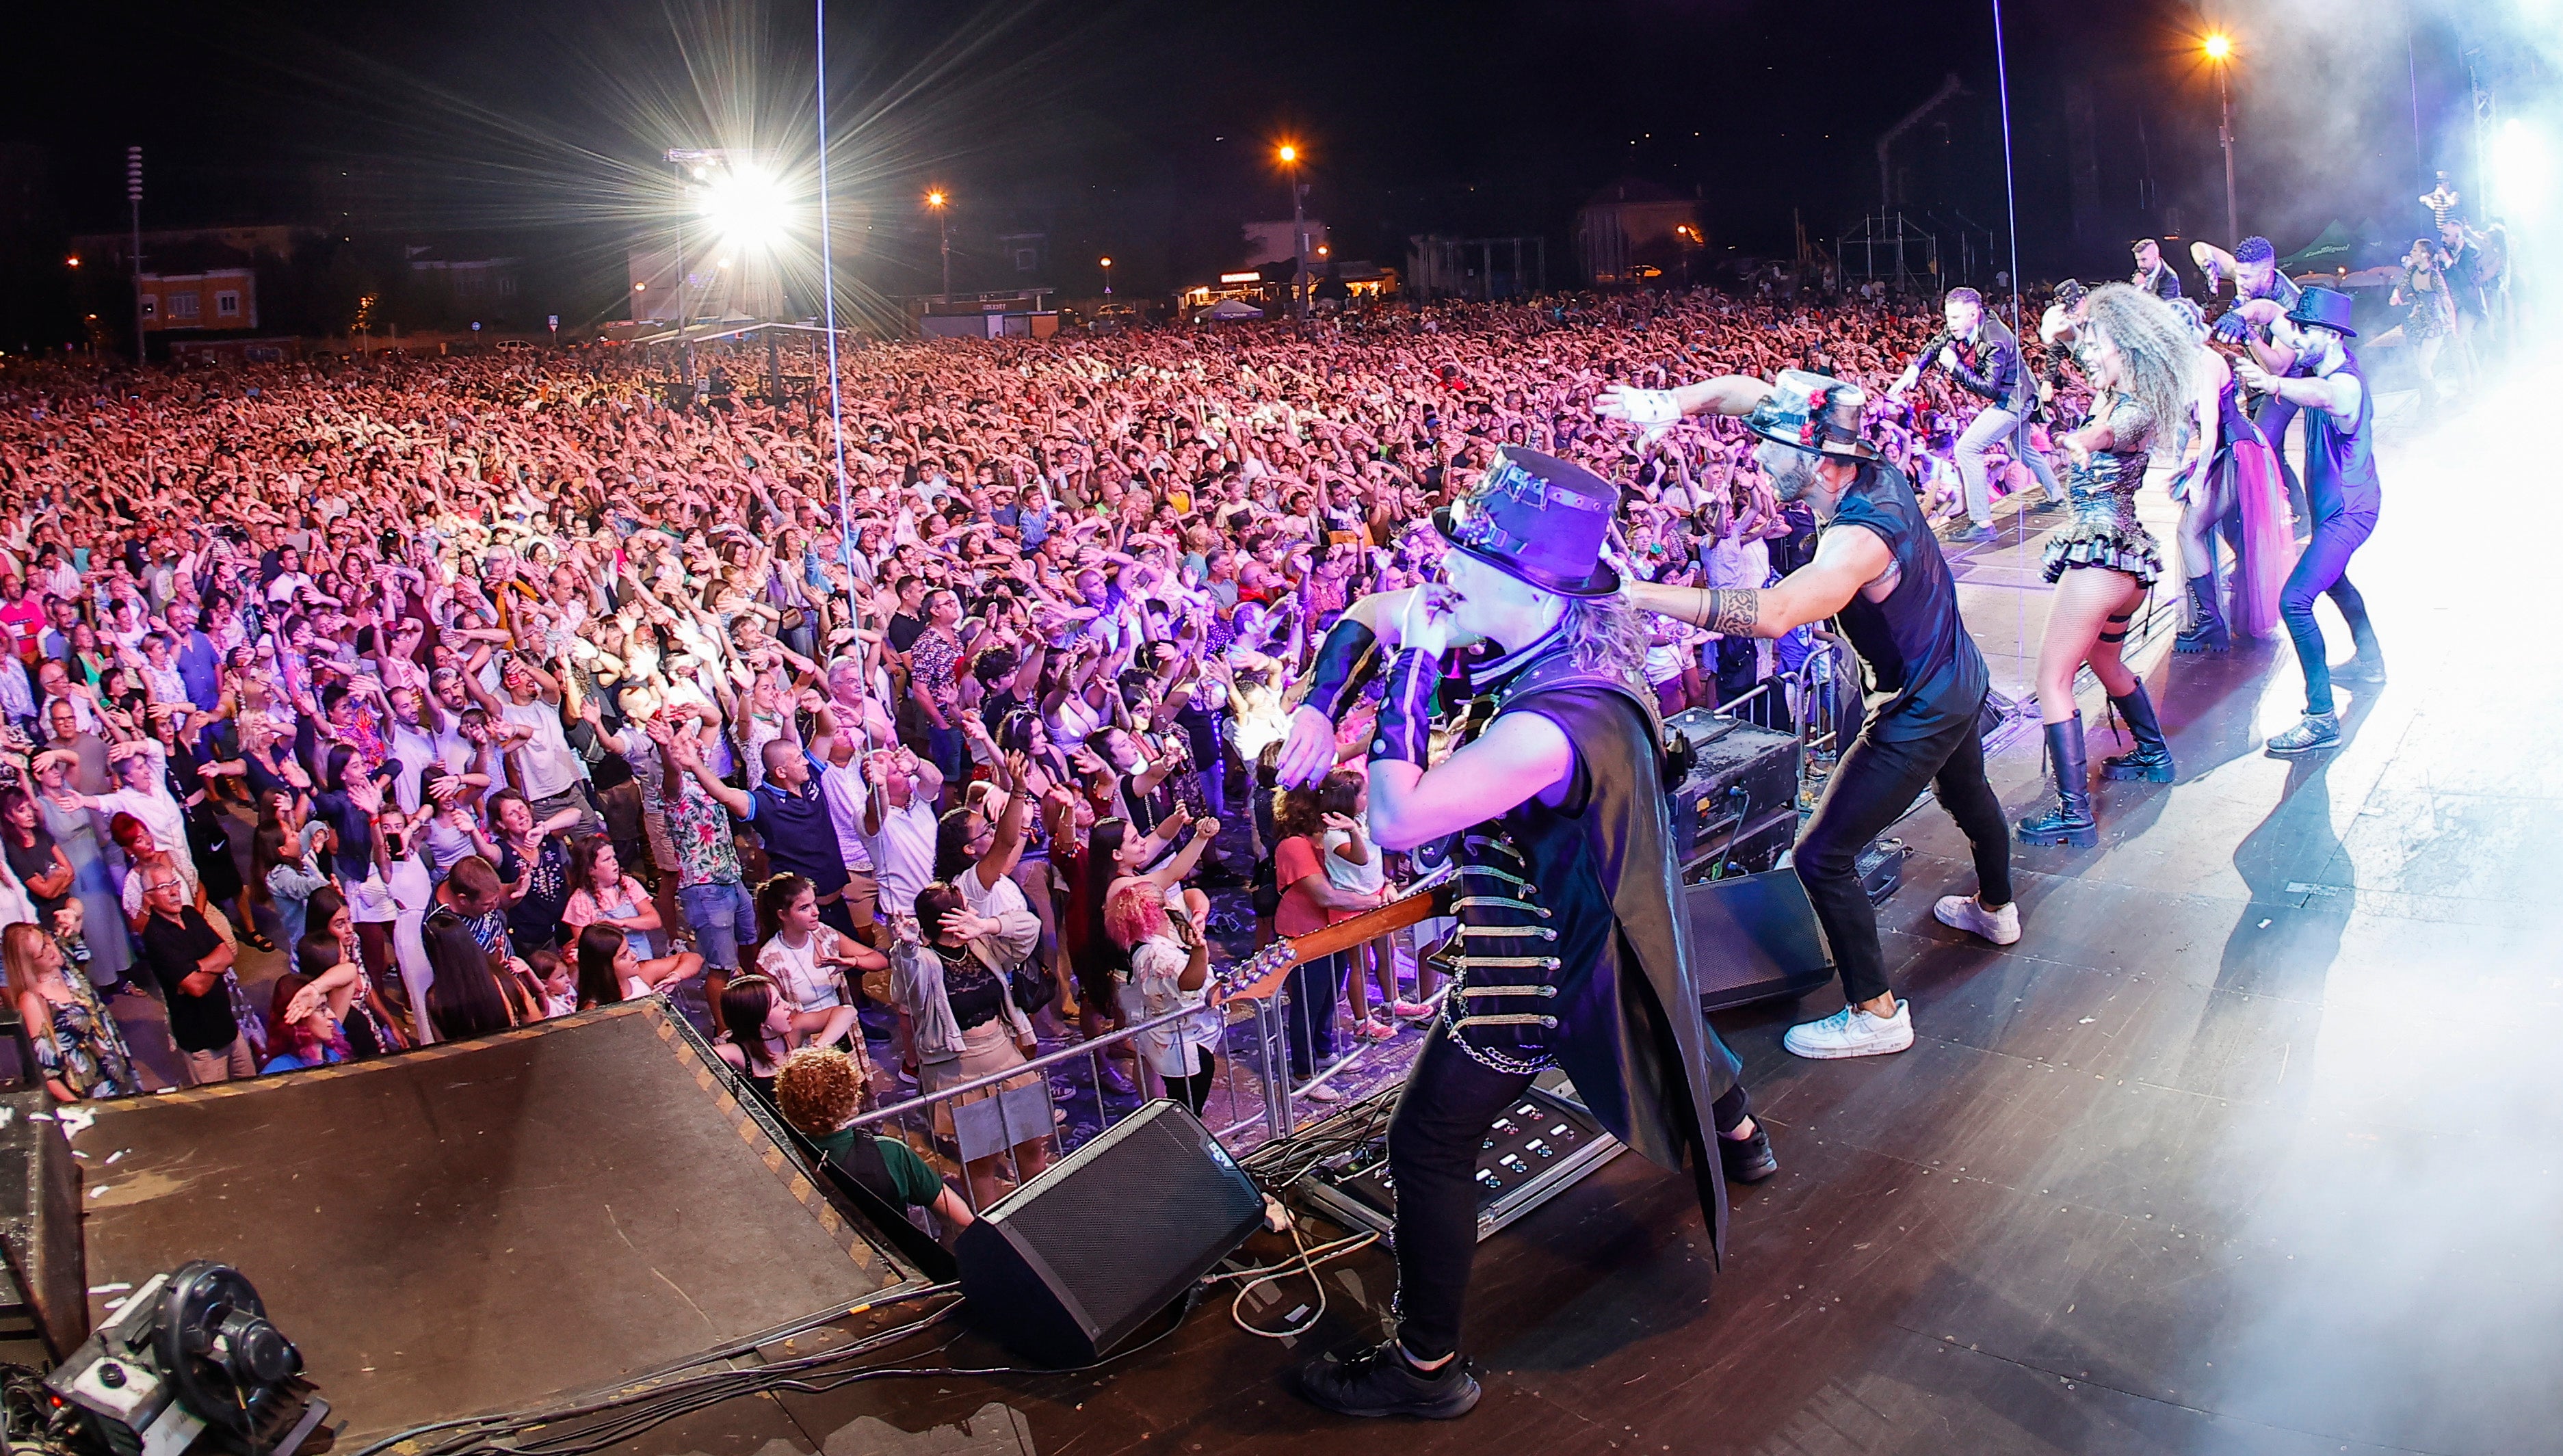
top-left (1783, 1001), bottom-right (1915, 1060)
top-left (1934, 895), bottom-right (2021, 946)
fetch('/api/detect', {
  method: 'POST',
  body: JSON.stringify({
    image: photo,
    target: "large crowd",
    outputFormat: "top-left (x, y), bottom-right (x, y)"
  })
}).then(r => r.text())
top-left (0, 289), bottom-right (2079, 1195)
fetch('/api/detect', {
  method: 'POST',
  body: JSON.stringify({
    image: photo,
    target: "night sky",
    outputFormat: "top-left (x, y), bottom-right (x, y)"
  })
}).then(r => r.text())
top-left (0, 0), bottom-right (2487, 328)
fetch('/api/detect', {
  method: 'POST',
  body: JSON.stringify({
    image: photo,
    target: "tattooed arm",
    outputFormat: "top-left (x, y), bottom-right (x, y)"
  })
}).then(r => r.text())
top-left (1625, 524), bottom-right (1896, 640)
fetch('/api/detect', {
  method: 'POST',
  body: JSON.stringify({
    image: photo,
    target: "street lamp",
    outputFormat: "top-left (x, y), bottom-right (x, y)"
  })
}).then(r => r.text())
top-left (1277, 142), bottom-right (1308, 323)
top-left (926, 189), bottom-right (950, 301)
top-left (1100, 256), bottom-right (1113, 295)
top-left (2204, 33), bottom-right (2239, 246)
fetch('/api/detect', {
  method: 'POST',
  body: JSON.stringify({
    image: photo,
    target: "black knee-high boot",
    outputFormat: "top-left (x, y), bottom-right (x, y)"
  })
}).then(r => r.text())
top-left (2099, 683), bottom-right (2175, 782)
top-left (2017, 714), bottom-right (2099, 847)
top-left (2173, 572), bottom-right (2229, 653)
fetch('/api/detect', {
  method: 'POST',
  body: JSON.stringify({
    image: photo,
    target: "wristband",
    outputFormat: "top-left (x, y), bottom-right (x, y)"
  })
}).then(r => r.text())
top-left (1299, 616), bottom-right (1380, 722)
top-left (1368, 648), bottom-right (1441, 768)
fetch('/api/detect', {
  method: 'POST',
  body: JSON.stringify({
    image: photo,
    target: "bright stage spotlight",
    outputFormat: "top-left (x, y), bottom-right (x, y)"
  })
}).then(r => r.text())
top-left (2493, 118), bottom-right (2552, 222)
top-left (698, 161), bottom-right (793, 253)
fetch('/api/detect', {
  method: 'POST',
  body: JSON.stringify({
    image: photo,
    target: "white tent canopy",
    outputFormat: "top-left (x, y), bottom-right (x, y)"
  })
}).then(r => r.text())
top-left (1200, 298), bottom-right (1265, 320)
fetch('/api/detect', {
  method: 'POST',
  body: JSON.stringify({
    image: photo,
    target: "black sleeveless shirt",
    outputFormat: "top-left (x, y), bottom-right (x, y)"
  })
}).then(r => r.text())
top-left (2303, 354), bottom-right (2382, 520)
top-left (1826, 462), bottom-right (1989, 742)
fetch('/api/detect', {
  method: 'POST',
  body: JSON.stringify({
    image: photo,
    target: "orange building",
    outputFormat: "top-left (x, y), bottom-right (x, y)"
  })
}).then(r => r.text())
top-left (137, 267), bottom-right (257, 333)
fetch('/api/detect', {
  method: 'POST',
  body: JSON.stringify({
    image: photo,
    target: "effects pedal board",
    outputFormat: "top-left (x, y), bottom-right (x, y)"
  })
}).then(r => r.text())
top-left (1291, 1071), bottom-right (1623, 1243)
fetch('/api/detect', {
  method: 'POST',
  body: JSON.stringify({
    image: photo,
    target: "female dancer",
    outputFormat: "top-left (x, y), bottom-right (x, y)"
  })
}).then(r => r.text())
top-left (2170, 301), bottom-right (2293, 656)
top-left (2018, 284), bottom-right (2196, 847)
top-left (2384, 239), bottom-right (2459, 410)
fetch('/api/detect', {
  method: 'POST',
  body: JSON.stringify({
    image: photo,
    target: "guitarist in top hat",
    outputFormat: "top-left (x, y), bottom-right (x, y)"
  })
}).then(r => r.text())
top-left (1274, 445), bottom-right (1773, 1420)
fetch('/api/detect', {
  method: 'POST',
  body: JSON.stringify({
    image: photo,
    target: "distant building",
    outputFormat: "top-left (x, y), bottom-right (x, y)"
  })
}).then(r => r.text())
top-left (137, 266), bottom-right (257, 332)
top-left (1405, 236), bottom-right (1547, 302)
top-left (1573, 181), bottom-right (1705, 287)
top-left (407, 245), bottom-right (521, 313)
top-left (68, 225), bottom-right (311, 276)
top-left (1241, 219), bottom-right (1329, 267)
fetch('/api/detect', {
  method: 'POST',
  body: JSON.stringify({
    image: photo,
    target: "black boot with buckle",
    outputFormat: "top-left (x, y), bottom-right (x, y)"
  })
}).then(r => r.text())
top-left (2099, 684), bottom-right (2176, 782)
top-left (2018, 714), bottom-right (2099, 847)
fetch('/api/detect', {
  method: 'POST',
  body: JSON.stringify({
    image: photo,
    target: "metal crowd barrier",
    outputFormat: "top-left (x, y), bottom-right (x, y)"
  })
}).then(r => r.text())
top-left (831, 955), bottom-right (1451, 1221)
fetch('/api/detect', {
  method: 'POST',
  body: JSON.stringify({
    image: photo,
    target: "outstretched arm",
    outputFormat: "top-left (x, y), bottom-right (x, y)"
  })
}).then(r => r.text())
top-left (2235, 353), bottom-right (2361, 429)
top-left (1594, 375), bottom-right (1774, 426)
top-left (1626, 522), bottom-right (1895, 640)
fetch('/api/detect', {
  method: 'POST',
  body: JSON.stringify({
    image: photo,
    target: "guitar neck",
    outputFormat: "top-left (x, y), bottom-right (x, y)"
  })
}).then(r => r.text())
top-left (1218, 871), bottom-right (1458, 1003)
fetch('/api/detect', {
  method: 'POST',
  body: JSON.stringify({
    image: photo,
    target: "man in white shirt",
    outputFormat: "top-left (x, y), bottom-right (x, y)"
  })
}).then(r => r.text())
top-left (465, 651), bottom-right (596, 834)
top-left (860, 745), bottom-right (943, 936)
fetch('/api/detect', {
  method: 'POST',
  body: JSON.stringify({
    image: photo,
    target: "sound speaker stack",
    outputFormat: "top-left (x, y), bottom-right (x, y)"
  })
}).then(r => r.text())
top-left (1664, 709), bottom-right (1802, 882)
top-left (956, 1100), bottom-right (1265, 1367)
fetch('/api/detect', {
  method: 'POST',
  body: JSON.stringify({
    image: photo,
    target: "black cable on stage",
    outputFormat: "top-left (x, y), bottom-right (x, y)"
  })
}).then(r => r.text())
top-left (347, 1286), bottom-right (1203, 1456)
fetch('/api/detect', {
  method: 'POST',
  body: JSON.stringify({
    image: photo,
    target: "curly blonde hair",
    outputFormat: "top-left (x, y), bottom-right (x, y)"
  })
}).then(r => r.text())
top-left (2079, 283), bottom-right (2198, 447)
top-left (774, 1047), bottom-right (867, 1135)
top-left (1557, 592), bottom-right (1650, 685)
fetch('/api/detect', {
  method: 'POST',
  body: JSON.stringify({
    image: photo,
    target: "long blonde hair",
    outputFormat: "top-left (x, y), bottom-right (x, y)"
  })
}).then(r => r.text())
top-left (2080, 283), bottom-right (2198, 446)
top-left (1, 924), bottom-right (53, 998)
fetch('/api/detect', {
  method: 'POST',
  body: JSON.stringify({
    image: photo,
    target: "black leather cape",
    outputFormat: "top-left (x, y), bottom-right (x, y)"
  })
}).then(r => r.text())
top-left (1475, 650), bottom-right (1744, 1257)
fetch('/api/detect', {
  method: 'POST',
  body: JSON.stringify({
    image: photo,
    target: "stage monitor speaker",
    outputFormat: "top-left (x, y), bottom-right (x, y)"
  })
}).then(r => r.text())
top-left (1687, 869), bottom-right (1837, 1013)
top-left (957, 1100), bottom-right (1263, 1367)
top-left (0, 1089), bottom-right (87, 1361)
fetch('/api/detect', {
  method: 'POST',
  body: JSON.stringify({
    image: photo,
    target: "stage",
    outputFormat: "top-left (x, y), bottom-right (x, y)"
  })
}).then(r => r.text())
top-left (639, 362), bottom-right (2560, 1456)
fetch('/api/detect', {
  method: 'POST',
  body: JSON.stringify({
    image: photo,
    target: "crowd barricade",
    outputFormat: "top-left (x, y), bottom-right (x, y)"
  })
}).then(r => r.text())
top-left (830, 975), bottom-right (1451, 1221)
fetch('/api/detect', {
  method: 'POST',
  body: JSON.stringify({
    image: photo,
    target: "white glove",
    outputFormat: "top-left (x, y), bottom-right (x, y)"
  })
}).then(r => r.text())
top-left (1594, 386), bottom-right (1682, 427)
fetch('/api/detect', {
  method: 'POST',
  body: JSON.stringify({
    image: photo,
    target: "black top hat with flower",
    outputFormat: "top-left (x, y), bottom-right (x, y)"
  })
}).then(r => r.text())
top-left (1431, 445), bottom-right (1621, 598)
top-left (1741, 369), bottom-right (1878, 460)
top-left (2286, 284), bottom-right (2358, 339)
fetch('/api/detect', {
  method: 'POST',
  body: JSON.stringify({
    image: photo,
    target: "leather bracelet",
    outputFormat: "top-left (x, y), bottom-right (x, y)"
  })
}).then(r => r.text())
top-left (1368, 648), bottom-right (1441, 768)
top-left (1300, 616), bottom-right (1380, 722)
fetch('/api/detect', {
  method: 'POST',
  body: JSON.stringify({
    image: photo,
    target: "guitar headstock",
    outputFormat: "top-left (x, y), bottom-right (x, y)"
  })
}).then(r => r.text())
top-left (1216, 939), bottom-right (1298, 998)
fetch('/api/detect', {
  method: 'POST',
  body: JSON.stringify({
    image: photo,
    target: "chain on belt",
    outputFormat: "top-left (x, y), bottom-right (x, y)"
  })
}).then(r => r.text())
top-left (1440, 838), bottom-right (1568, 1076)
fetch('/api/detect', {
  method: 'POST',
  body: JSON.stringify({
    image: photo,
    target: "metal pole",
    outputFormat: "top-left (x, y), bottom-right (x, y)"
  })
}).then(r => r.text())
top-left (1291, 173), bottom-right (1309, 323)
top-left (127, 147), bottom-right (144, 365)
top-left (1990, 0), bottom-right (2023, 332)
top-left (2218, 67), bottom-right (2239, 246)
top-left (938, 211), bottom-right (950, 301)
top-left (672, 160), bottom-right (692, 387)
top-left (815, 0), bottom-right (856, 570)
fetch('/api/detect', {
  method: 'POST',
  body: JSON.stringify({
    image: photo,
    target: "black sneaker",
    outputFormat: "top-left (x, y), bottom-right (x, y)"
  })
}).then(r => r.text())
top-left (1296, 1341), bottom-right (1481, 1419)
top-left (1719, 1124), bottom-right (1779, 1184)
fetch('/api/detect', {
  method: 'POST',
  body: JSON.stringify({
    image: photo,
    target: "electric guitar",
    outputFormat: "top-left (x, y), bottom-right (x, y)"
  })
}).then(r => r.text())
top-left (1215, 866), bottom-right (1458, 1002)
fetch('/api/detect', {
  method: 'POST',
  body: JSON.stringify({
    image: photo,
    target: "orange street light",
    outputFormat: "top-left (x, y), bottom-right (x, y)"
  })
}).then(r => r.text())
top-left (1276, 144), bottom-right (1298, 164)
top-left (2203, 32), bottom-right (2232, 60)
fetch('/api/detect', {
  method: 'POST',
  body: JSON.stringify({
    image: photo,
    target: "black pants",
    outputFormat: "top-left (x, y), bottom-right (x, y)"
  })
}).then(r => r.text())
top-left (1794, 706), bottom-right (2012, 1007)
top-left (1388, 1025), bottom-right (1750, 1361)
top-left (2279, 504), bottom-right (2378, 717)
top-left (1284, 953), bottom-right (1343, 1079)
top-left (1166, 1046), bottom-right (1216, 1115)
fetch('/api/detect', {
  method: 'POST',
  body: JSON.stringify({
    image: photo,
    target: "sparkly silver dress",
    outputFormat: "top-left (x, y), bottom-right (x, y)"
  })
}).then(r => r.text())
top-left (2040, 393), bottom-right (2164, 585)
